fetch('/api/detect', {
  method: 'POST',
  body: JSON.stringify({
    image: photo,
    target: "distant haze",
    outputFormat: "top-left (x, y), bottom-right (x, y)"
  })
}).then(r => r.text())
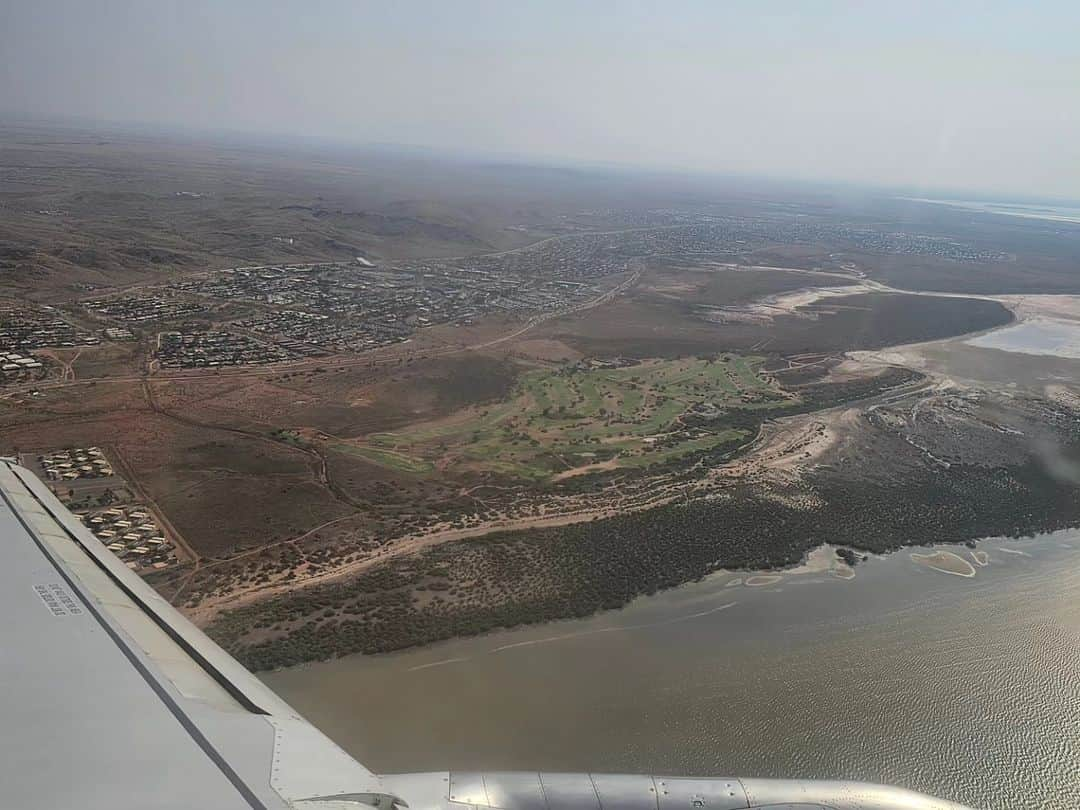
top-left (2, 0), bottom-right (1078, 198)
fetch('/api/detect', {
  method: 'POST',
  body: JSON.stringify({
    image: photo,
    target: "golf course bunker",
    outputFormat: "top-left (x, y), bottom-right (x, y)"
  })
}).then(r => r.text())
top-left (911, 550), bottom-right (977, 578)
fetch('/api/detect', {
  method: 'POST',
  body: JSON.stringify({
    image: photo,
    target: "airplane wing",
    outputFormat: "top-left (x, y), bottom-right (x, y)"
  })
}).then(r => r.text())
top-left (0, 457), bottom-right (973, 809)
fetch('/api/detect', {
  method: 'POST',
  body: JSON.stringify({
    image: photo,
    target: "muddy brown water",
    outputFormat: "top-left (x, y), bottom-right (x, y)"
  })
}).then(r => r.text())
top-left (263, 531), bottom-right (1080, 809)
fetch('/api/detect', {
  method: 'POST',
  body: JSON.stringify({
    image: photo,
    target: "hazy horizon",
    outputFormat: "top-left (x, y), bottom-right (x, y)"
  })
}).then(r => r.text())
top-left (2, 1), bottom-right (1078, 199)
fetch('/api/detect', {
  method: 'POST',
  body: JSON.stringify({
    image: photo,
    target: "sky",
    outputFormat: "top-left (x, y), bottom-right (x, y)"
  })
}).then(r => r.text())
top-left (2, 0), bottom-right (1079, 198)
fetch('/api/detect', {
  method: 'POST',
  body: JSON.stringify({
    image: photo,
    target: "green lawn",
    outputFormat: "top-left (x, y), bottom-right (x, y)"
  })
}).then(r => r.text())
top-left (329, 443), bottom-right (435, 474)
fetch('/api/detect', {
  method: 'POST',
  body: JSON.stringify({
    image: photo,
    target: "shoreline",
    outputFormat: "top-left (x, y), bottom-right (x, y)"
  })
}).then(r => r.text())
top-left (256, 527), bottom-right (1080, 810)
top-left (260, 529), bottom-right (1069, 677)
top-left (208, 435), bottom-right (1080, 671)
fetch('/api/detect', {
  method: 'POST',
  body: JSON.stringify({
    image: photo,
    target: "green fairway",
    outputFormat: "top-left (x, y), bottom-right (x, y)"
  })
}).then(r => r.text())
top-left (329, 443), bottom-right (435, 474)
top-left (356, 355), bottom-right (788, 479)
